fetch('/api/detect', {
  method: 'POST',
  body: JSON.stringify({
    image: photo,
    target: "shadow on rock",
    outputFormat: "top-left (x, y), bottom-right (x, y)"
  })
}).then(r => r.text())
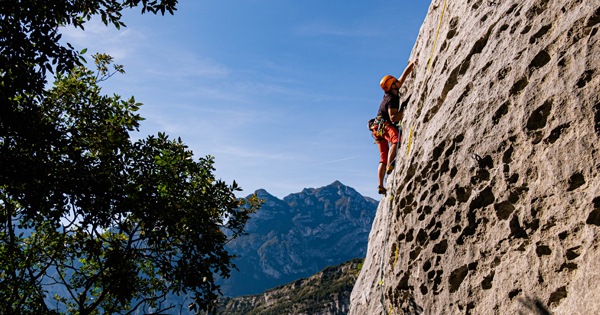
top-left (518, 296), bottom-right (552, 315)
top-left (398, 294), bottom-right (423, 315)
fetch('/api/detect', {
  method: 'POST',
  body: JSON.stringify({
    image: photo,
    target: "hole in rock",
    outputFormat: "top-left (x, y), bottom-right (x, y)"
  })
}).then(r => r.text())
top-left (510, 215), bottom-right (528, 239)
top-left (510, 76), bottom-right (529, 95)
top-left (410, 247), bottom-right (422, 260)
top-left (529, 24), bottom-right (552, 43)
top-left (469, 186), bottom-right (495, 211)
top-left (482, 271), bottom-right (495, 290)
top-left (416, 229), bottom-right (428, 246)
top-left (428, 270), bottom-right (436, 280)
top-left (477, 155), bottom-right (494, 169)
top-left (508, 173), bottom-right (519, 184)
top-left (406, 229), bottom-right (414, 242)
top-left (452, 225), bottom-right (462, 233)
top-left (586, 6), bottom-right (600, 28)
top-left (509, 289), bottom-right (522, 299)
top-left (558, 231), bottom-right (568, 240)
top-left (498, 24), bottom-right (509, 36)
top-left (545, 123), bottom-right (570, 144)
top-left (468, 262), bottom-right (478, 271)
top-left (560, 262), bottom-right (578, 271)
top-left (494, 201), bottom-right (515, 220)
top-left (585, 197), bottom-right (600, 226)
top-left (547, 286), bottom-right (567, 306)
top-left (526, 99), bottom-right (553, 131)
top-left (456, 186), bottom-right (472, 203)
top-left (566, 246), bottom-right (581, 260)
top-left (503, 146), bottom-right (514, 163)
top-left (506, 4), bottom-right (519, 15)
top-left (576, 70), bottom-right (594, 88)
top-left (567, 172), bottom-right (585, 191)
top-left (430, 183), bottom-right (440, 194)
top-left (510, 20), bottom-right (521, 34)
top-left (449, 265), bottom-right (469, 293)
top-left (493, 102), bottom-right (509, 124)
top-left (445, 196), bottom-right (457, 207)
top-left (528, 50), bottom-right (551, 70)
top-left (420, 284), bottom-right (429, 295)
top-left (440, 159), bottom-right (450, 174)
top-left (536, 245), bottom-right (552, 257)
top-left (450, 167), bottom-right (458, 177)
top-left (433, 240), bottom-right (448, 254)
top-left (423, 260), bottom-right (432, 272)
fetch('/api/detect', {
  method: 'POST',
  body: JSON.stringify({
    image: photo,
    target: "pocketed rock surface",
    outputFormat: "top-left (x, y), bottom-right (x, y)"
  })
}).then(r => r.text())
top-left (350, 0), bottom-right (600, 314)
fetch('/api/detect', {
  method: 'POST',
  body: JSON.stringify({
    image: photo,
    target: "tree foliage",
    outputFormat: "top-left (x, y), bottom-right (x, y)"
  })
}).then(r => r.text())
top-left (1, 1), bottom-right (262, 314)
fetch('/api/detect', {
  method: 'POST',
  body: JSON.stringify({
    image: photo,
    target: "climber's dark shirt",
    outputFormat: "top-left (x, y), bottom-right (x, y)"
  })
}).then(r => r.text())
top-left (377, 92), bottom-right (400, 123)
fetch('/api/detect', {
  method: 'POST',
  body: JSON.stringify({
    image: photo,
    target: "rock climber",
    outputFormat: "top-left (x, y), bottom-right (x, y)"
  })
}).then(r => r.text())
top-left (370, 59), bottom-right (419, 195)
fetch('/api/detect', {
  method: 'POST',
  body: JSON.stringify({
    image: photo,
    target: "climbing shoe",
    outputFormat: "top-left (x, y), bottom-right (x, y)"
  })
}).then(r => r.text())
top-left (386, 164), bottom-right (394, 175)
top-left (378, 186), bottom-right (387, 195)
top-left (386, 159), bottom-right (396, 174)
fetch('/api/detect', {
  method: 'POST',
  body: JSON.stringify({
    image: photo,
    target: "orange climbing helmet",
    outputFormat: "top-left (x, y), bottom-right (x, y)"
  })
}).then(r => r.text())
top-left (380, 75), bottom-right (397, 92)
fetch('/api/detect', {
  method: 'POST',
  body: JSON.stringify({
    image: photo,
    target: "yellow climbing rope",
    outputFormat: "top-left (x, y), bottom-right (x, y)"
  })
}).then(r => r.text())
top-left (427, 0), bottom-right (449, 72)
top-left (406, 125), bottom-right (414, 157)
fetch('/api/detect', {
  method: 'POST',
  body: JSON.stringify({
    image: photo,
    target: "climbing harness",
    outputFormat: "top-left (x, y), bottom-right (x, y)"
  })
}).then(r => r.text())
top-left (427, 0), bottom-right (449, 73)
top-left (370, 116), bottom-right (402, 143)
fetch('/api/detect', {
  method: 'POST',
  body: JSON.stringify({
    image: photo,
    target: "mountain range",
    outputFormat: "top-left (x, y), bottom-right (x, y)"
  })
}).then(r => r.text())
top-left (217, 258), bottom-right (364, 315)
top-left (218, 181), bottom-right (377, 297)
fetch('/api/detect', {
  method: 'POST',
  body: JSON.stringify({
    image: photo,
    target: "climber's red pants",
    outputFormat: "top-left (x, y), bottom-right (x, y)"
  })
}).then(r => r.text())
top-left (373, 126), bottom-right (400, 164)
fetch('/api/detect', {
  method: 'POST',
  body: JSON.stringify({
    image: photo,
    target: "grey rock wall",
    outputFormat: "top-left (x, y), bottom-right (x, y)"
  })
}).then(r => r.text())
top-left (350, 0), bottom-right (600, 314)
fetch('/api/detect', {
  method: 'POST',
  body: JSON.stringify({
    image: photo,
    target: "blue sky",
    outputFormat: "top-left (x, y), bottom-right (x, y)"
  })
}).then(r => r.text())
top-left (60, 0), bottom-right (431, 199)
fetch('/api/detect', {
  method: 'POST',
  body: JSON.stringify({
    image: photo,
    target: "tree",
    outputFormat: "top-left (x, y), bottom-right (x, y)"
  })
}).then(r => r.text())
top-left (1, 1), bottom-right (262, 314)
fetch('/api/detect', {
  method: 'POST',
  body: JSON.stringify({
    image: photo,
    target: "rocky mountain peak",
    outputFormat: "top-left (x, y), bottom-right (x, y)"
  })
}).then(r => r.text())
top-left (219, 182), bottom-right (377, 297)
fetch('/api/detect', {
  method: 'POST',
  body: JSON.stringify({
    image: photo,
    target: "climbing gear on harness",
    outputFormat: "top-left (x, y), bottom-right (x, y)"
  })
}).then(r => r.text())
top-left (378, 186), bottom-right (387, 195)
top-left (369, 117), bottom-right (387, 138)
top-left (380, 75), bottom-right (397, 92)
top-left (369, 116), bottom-right (400, 142)
top-left (368, 118), bottom-right (376, 131)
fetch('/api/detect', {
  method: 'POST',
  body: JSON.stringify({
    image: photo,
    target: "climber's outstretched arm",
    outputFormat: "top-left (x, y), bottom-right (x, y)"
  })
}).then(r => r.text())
top-left (397, 59), bottom-right (419, 89)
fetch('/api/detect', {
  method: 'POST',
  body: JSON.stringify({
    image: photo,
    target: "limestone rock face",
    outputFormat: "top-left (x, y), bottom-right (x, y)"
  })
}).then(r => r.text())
top-left (350, 0), bottom-right (600, 314)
